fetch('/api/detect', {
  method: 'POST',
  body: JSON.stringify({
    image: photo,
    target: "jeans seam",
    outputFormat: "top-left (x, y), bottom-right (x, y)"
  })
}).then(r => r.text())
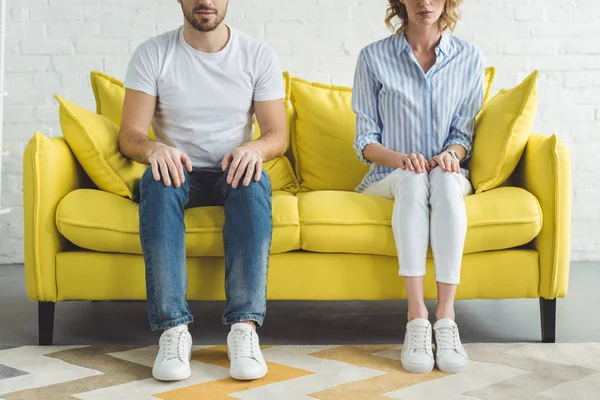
top-left (140, 179), bottom-right (159, 327)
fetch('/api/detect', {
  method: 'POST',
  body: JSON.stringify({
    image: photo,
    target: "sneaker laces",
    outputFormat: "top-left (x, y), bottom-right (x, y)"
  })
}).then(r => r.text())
top-left (408, 325), bottom-right (430, 351)
top-left (162, 330), bottom-right (186, 361)
top-left (436, 325), bottom-right (460, 350)
top-left (231, 329), bottom-right (256, 359)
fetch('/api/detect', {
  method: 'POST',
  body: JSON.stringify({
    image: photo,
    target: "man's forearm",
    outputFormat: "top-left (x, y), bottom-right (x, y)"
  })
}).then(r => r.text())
top-left (242, 129), bottom-right (287, 162)
top-left (119, 128), bottom-right (161, 164)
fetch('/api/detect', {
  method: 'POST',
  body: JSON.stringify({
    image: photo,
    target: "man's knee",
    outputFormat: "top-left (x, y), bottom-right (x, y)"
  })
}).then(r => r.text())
top-left (140, 166), bottom-right (189, 198)
top-left (224, 169), bottom-right (271, 197)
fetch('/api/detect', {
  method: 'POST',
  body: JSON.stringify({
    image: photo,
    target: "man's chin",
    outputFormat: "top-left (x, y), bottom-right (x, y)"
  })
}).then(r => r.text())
top-left (193, 21), bottom-right (220, 32)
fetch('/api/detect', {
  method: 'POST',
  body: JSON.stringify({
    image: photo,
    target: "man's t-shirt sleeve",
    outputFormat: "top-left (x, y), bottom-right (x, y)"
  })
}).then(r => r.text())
top-left (124, 41), bottom-right (158, 97)
top-left (253, 43), bottom-right (285, 102)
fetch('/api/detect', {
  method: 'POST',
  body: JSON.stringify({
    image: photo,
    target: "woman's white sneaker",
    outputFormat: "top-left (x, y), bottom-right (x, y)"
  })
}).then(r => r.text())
top-left (152, 325), bottom-right (192, 381)
top-left (433, 318), bottom-right (469, 373)
top-left (227, 323), bottom-right (268, 381)
top-left (401, 318), bottom-right (435, 374)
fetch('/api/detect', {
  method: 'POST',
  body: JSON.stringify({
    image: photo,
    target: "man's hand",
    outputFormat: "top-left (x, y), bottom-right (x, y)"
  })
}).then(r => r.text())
top-left (429, 151), bottom-right (460, 173)
top-left (148, 144), bottom-right (193, 188)
top-left (222, 145), bottom-right (264, 189)
top-left (398, 152), bottom-right (431, 174)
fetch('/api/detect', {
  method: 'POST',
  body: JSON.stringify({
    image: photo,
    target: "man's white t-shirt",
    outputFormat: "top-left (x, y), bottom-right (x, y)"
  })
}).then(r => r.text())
top-left (124, 25), bottom-right (285, 170)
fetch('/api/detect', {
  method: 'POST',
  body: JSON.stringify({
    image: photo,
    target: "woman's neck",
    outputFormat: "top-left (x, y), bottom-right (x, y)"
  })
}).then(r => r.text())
top-left (404, 24), bottom-right (442, 54)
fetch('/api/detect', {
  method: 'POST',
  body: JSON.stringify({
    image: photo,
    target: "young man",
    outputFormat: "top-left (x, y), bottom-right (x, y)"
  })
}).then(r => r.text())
top-left (119, 0), bottom-right (287, 382)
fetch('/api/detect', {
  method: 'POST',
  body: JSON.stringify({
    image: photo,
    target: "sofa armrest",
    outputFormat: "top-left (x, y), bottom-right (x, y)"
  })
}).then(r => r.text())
top-left (23, 132), bottom-right (92, 302)
top-left (513, 133), bottom-right (572, 299)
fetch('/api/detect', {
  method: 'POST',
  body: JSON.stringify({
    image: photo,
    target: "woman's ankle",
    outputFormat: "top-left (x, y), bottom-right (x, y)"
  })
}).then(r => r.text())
top-left (435, 310), bottom-right (455, 321)
top-left (408, 306), bottom-right (429, 321)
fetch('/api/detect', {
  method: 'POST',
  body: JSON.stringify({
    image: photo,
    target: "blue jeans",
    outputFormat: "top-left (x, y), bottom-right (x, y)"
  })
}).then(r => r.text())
top-left (138, 166), bottom-right (272, 331)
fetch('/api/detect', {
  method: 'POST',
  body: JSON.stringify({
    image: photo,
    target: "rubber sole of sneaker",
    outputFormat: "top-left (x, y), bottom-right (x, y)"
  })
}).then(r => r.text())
top-left (230, 368), bottom-right (268, 381)
top-left (436, 360), bottom-right (468, 374)
top-left (401, 360), bottom-right (435, 374)
top-left (153, 370), bottom-right (192, 381)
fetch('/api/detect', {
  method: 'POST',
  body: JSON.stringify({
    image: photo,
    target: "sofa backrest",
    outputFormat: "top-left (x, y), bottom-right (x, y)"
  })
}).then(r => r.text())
top-left (288, 68), bottom-right (496, 192)
top-left (289, 77), bottom-right (369, 192)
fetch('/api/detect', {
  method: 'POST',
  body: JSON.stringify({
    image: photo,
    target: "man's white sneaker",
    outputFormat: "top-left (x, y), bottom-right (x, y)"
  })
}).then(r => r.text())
top-left (433, 318), bottom-right (469, 373)
top-left (401, 318), bottom-right (435, 374)
top-left (227, 323), bottom-right (267, 381)
top-left (152, 325), bottom-right (192, 381)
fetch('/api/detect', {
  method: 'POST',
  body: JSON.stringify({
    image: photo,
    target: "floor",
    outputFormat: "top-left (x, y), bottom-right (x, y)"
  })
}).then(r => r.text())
top-left (0, 262), bottom-right (598, 346)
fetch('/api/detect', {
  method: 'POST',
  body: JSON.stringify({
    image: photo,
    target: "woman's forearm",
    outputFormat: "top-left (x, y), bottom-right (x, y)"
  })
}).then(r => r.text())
top-left (363, 143), bottom-right (403, 168)
top-left (445, 144), bottom-right (468, 161)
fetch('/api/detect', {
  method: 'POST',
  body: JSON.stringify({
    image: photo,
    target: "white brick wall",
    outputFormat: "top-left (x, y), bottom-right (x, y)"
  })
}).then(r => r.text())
top-left (1, 0), bottom-right (599, 263)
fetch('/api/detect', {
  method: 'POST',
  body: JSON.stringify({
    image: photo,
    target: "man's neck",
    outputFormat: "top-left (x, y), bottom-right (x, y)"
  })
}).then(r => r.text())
top-left (182, 22), bottom-right (230, 53)
top-left (404, 24), bottom-right (442, 54)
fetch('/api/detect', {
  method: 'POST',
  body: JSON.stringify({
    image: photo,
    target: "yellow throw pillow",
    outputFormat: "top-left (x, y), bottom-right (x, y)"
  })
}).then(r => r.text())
top-left (470, 70), bottom-right (539, 194)
top-left (484, 66), bottom-right (496, 105)
top-left (290, 77), bottom-right (368, 192)
top-left (56, 95), bottom-right (147, 200)
top-left (90, 70), bottom-right (299, 193)
top-left (91, 71), bottom-right (156, 140)
top-left (262, 156), bottom-right (299, 193)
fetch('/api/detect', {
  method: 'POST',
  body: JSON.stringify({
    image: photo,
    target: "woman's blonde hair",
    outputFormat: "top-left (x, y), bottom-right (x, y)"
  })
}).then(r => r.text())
top-left (385, 0), bottom-right (463, 33)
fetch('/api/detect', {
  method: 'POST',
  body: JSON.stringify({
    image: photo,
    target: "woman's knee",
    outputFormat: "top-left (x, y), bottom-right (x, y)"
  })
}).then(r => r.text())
top-left (392, 168), bottom-right (429, 196)
top-left (429, 167), bottom-right (466, 202)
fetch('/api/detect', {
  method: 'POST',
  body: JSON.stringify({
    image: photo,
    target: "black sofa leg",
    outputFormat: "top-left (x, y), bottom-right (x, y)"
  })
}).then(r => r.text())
top-left (39, 302), bottom-right (55, 346)
top-left (539, 298), bottom-right (556, 343)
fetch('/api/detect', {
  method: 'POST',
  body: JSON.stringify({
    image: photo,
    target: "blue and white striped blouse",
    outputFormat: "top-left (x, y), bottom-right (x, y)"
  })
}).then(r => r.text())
top-left (353, 32), bottom-right (484, 192)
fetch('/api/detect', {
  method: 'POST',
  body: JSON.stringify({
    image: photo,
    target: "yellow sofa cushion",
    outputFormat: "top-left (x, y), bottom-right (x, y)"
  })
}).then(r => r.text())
top-left (298, 187), bottom-right (541, 256)
top-left (56, 95), bottom-right (146, 200)
top-left (90, 71), bottom-right (299, 193)
top-left (471, 70), bottom-right (539, 194)
top-left (56, 189), bottom-right (301, 256)
top-left (290, 68), bottom-right (497, 192)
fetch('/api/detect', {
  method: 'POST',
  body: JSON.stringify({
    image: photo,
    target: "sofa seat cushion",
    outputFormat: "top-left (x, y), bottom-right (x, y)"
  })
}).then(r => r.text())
top-left (298, 187), bottom-right (542, 256)
top-left (57, 189), bottom-right (300, 256)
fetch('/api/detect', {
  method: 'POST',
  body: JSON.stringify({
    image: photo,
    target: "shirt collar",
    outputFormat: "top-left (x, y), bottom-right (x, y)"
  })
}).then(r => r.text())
top-left (396, 31), bottom-right (453, 56)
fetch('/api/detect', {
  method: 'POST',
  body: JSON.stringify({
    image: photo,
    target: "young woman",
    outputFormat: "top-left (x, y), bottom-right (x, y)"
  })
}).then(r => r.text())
top-left (353, 0), bottom-right (484, 374)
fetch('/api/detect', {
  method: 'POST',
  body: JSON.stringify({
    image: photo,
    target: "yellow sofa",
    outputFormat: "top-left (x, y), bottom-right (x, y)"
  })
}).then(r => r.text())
top-left (23, 72), bottom-right (571, 346)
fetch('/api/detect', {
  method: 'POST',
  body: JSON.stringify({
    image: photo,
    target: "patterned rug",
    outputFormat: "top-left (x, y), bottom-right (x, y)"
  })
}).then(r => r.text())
top-left (1, 343), bottom-right (599, 399)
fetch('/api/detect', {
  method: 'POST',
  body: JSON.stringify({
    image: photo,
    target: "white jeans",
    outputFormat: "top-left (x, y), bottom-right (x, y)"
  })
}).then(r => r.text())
top-left (363, 167), bottom-right (473, 284)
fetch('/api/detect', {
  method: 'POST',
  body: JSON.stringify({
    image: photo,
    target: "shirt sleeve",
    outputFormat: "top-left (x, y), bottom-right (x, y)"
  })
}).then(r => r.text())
top-left (124, 41), bottom-right (159, 97)
top-left (352, 50), bottom-right (383, 165)
top-left (253, 43), bottom-right (285, 102)
top-left (443, 50), bottom-right (485, 161)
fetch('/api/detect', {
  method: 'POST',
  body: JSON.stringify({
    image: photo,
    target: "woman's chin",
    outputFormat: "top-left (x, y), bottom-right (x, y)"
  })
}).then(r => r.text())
top-left (411, 16), bottom-right (439, 27)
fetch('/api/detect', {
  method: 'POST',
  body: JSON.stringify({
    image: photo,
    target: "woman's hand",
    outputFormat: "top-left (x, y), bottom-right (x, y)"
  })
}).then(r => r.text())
top-left (398, 152), bottom-right (431, 174)
top-left (429, 151), bottom-right (460, 173)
